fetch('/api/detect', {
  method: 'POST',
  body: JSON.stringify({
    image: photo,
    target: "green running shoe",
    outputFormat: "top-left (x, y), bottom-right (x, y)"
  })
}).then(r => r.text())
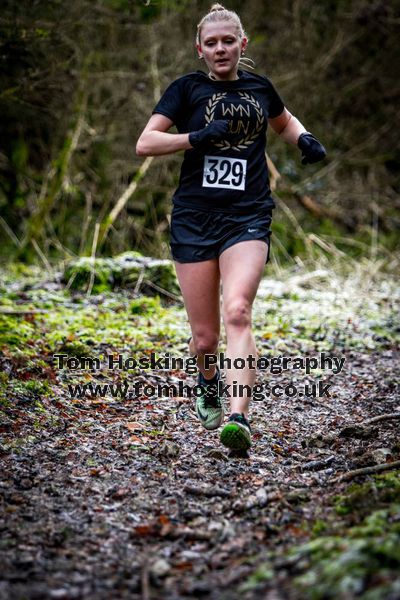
top-left (220, 413), bottom-right (251, 450)
top-left (195, 369), bottom-right (224, 430)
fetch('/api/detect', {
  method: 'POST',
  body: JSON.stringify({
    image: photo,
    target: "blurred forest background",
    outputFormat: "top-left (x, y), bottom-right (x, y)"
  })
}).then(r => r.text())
top-left (1, 0), bottom-right (399, 265)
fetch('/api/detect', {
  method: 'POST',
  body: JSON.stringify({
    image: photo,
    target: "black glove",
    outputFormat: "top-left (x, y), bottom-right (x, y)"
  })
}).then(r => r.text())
top-left (297, 132), bottom-right (326, 165)
top-left (189, 120), bottom-right (230, 148)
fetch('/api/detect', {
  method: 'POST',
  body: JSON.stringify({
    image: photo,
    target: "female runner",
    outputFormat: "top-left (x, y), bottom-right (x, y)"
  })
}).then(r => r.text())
top-left (136, 3), bottom-right (326, 453)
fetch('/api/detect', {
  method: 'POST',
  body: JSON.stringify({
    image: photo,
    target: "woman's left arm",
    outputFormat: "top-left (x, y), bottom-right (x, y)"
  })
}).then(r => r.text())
top-left (268, 108), bottom-right (306, 144)
top-left (269, 108), bottom-right (326, 164)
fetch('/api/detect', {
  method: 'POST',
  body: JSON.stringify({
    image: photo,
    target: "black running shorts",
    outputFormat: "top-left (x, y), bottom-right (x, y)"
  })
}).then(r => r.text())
top-left (170, 205), bottom-right (273, 264)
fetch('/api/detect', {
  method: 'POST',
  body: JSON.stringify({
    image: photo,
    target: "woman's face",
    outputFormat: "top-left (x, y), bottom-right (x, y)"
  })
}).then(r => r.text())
top-left (197, 21), bottom-right (247, 81)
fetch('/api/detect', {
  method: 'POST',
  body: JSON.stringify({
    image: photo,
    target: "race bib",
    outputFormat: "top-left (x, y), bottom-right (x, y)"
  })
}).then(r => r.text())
top-left (203, 156), bottom-right (247, 191)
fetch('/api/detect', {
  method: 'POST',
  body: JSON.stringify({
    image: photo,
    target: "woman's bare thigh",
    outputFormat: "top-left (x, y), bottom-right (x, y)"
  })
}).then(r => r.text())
top-left (174, 259), bottom-right (221, 337)
top-left (219, 240), bottom-right (268, 309)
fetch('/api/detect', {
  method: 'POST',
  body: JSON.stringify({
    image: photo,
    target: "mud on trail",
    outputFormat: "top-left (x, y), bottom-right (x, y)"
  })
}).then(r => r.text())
top-left (0, 263), bottom-right (399, 599)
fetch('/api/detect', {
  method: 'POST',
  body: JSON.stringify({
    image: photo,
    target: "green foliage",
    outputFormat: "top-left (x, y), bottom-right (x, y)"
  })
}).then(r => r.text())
top-left (312, 520), bottom-right (328, 536)
top-left (0, 314), bottom-right (38, 353)
top-left (138, 0), bottom-right (193, 22)
top-left (334, 474), bottom-right (400, 520)
top-left (0, 372), bottom-right (11, 407)
top-left (290, 511), bottom-right (400, 599)
top-left (130, 295), bottom-right (162, 315)
top-left (11, 139), bottom-right (29, 172)
top-left (239, 562), bottom-right (274, 592)
top-left (242, 473), bottom-right (400, 599)
top-left (62, 252), bottom-right (179, 294)
top-left (13, 379), bottom-right (52, 399)
top-left (64, 257), bottom-right (115, 293)
top-left (0, 0), bottom-right (398, 262)
top-left (101, 0), bottom-right (132, 12)
top-left (54, 337), bottom-right (93, 358)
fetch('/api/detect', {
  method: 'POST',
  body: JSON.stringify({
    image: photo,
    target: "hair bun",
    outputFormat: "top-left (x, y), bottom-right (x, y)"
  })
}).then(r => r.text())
top-left (210, 3), bottom-right (226, 12)
top-left (196, 3), bottom-right (246, 46)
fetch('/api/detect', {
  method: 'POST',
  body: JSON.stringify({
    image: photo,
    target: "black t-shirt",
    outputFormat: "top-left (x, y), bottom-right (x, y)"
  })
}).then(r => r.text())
top-left (152, 69), bottom-right (285, 213)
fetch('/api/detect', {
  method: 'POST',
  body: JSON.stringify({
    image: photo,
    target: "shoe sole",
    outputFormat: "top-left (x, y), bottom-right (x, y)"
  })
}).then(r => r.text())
top-left (220, 422), bottom-right (251, 450)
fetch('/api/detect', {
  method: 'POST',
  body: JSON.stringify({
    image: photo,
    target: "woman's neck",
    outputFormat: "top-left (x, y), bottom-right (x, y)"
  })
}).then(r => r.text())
top-left (208, 71), bottom-right (239, 81)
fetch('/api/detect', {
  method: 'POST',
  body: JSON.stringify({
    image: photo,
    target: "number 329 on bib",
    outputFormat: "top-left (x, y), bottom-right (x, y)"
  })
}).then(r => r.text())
top-left (203, 156), bottom-right (247, 191)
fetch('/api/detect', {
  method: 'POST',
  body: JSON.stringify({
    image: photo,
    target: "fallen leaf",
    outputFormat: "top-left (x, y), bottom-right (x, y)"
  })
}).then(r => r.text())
top-left (125, 422), bottom-right (145, 432)
top-left (134, 524), bottom-right (154, 536)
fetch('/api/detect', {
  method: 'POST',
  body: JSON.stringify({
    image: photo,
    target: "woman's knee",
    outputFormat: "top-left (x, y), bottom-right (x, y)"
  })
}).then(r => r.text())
top-left (223, 298), bottom-right (252, 329)
top-left (192, 331), bottom-right (219, 355)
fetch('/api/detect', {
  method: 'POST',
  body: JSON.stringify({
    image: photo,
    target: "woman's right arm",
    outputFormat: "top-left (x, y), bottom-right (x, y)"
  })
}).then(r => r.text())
top-left (136, 114), bottom-right (193, 157)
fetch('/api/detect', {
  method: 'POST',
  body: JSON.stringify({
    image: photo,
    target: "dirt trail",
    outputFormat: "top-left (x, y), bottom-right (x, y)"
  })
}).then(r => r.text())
top-left (1, 346), bottom-right (399, 600)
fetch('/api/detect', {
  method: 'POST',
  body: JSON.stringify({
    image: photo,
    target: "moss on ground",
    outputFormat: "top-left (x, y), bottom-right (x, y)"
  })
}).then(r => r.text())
top-left (334, 474), bottom-right (400, 521)
top-left (290, 505), bottom-right (400, 599)
top-left (62, 251), bottom-right (180, 294)
top-left (241, 473), bottom-right (400, 599)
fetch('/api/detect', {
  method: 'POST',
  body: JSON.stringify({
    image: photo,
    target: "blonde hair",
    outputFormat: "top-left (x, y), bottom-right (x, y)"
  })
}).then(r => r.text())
top-left (196, 3), bottom-right (247, 45)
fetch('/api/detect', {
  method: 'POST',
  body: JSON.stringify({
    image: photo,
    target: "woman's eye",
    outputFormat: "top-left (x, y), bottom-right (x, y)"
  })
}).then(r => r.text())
top-left (204, 39), bottom-right (235, 46)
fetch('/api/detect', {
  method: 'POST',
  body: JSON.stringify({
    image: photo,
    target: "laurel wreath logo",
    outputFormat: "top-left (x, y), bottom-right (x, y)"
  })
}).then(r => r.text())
top-left (205, 92), bottom-right (227, 124)
top-left (204, 91), bottom-right (265, 152)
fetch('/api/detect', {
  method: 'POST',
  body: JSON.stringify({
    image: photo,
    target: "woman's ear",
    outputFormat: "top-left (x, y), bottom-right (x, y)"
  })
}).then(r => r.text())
top-left (196, 43), bottom-right (203, 59)
top-left (241, 37), bottom-right (248, 54)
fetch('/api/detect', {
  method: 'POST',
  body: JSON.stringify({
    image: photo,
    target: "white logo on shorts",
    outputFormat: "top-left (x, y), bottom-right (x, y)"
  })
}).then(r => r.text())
top-left (248, 228), bottom-right (258, 233)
